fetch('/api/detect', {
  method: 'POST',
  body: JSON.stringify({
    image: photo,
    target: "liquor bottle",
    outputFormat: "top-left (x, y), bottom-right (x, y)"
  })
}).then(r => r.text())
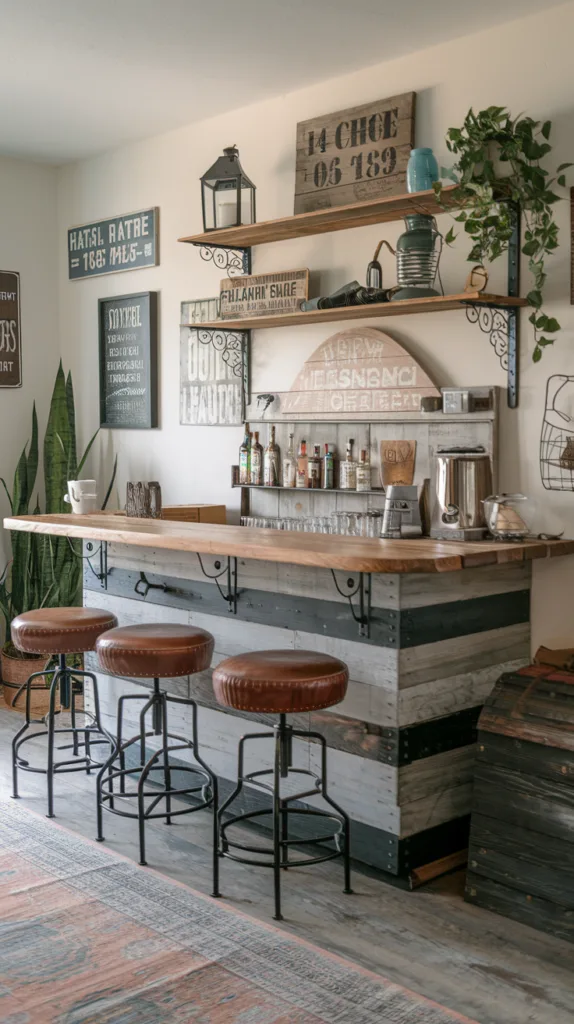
top-left (249, 430), bottom-right (263, 485)
top-left (239, 423), bottom-right (251, 485)
top-left (263, 425), bottom-right (280, 487)
top-left (283, 432), bottom-right (296, 488)
top-left (296, 439), bottom-right (308, 488)
top-left (339, 438), bottom-right (357, 490)
top-left (322, 443), bottom-right (334, 489)
top-left (308, 444), bottom-right (321, 489)
top-left (356, 449), bottom-right (371, 492)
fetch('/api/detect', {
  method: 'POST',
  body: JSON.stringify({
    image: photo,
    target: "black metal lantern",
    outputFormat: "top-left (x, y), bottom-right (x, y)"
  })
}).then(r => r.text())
top-left (200, 145), bottom-right (256, 232)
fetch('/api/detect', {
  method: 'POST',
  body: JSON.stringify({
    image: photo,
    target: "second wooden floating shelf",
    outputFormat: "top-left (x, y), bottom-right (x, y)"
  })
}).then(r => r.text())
top-left (180, 292), bottom-right (526, 332)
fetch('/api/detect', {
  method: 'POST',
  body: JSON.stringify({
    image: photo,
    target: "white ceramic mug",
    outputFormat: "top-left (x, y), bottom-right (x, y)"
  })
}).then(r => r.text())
top-left (64, 479), bottom-right (98, 514)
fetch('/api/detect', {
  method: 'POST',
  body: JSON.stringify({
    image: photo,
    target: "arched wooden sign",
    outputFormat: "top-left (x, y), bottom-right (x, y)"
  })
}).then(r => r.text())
top-left (279, 327), bottom-right (440, 417)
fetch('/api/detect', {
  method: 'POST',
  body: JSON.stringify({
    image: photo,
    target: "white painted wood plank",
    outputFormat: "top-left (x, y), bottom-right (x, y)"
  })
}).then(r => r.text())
top-left (399, 562), bottom-right (532, 609)
top-left (399, 622), bottom-right (530, 688)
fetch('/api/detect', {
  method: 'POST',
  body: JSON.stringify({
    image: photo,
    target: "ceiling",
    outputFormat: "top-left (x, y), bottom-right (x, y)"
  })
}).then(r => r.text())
top-left (0, 0), bottom-right (561, 164)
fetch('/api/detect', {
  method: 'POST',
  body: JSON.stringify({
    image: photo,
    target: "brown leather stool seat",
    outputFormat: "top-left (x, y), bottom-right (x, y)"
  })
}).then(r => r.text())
top-left (95, 621), bottom-right (219, 888)
top-left (212, 650), bottom-right (348, 714)
top-left (214, 648), bottom-right (351, 920)
top-left (11, 607), bottom-right (118, 818)
top-left (11, 607), bottom-right (118, 655)
top-left (96, 623), bottom-right (214, 679)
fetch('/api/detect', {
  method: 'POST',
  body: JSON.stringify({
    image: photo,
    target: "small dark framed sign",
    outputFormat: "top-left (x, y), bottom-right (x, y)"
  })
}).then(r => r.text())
top-left (68, 208), bottom-right (159, 280)
top-left (99, 291), bottom-right (158, 429)
top-left (0, 270), bottom-right (22, 388)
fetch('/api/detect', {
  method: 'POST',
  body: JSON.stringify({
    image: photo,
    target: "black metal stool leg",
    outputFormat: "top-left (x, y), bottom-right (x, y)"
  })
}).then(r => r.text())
top-left (273, 723), bottom-right (283, 921)
top-left (310, 729), bottom-right (353, 895)
top-left (187, 699), bottom-right (221, 898)
top-left (46, 668), bottom-right (63, 818)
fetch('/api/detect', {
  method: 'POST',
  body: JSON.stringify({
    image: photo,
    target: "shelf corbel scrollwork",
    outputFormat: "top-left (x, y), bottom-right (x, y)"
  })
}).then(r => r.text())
top-left (465, 303), bottom-right (518, 409)
top-left (192, 242), bottom-right (251, 276)
top-left (330, 571), bottom-right (372, 639)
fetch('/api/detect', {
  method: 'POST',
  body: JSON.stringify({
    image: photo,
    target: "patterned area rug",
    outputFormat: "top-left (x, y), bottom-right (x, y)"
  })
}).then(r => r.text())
top-left (0, 801), bottom-right (477, 1023)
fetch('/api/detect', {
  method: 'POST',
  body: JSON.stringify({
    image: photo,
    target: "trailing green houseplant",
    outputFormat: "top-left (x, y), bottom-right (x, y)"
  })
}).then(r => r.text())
top-left (434, 106), bottom-right (572, 361)
top-left (0, 362), bottom-right (117, 672)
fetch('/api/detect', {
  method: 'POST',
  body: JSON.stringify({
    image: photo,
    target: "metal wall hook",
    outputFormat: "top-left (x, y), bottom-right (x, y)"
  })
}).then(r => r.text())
top-left (330, 571), bottom-right (372, 639)
top-left (134, 572), bottom-right (174, 600)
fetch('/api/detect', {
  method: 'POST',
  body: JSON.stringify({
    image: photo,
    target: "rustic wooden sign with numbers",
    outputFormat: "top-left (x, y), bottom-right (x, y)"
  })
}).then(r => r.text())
top-left (294, 93), bottom-right (415, 214)
top-left (220, 269), bottom-right (309, 319)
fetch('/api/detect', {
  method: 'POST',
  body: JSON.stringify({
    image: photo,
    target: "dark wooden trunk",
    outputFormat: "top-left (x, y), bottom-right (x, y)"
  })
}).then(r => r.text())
top-left (466, 665), bottom-right (574, 942)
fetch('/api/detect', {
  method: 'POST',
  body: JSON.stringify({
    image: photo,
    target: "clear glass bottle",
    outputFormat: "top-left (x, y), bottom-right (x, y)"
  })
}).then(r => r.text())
top-left (263, 425), bottom-right (280, 487)
top-left (308, 444), bottom-right (321, 489)
top-left (249, 430), bottom-right (263, 485)
top-left (239, 422), bottom-right (251, 485)
top-left (356, 449), bottom-right (371, 492)
top-left (322, 443), bottom-right (334, 489)
top-left (296, 439), bottom-right (308, 488)
top-left (339, 438), bottom-right (357, 490)
top-left (282, 432), bottom-right (296, 488)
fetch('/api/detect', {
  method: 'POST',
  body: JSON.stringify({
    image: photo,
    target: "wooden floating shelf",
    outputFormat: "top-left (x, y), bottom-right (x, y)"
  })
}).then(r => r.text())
top-left (233, 484), bottom-right (386, 496)
top-left (179, 186), bottom-right (460, 248)
top-left (181, 292), bottom-right (526, 332)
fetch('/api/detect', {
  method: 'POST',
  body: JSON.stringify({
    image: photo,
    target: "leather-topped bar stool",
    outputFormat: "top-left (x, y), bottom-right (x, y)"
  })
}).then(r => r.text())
top-left (213, 649), bottom-right (352, 920)
top-left (11, 607), bottom-right (118, 818)
top-left (95, 623), bottom-right (220, 896)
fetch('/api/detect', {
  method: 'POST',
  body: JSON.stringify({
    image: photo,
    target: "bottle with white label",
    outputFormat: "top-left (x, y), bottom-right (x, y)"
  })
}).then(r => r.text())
top-left (296, 439), bottom-right (308, 488)
top-left (249, 431), bottom-right (263, 485)
top-left (263, 425), bottom-right (280, 486)
top-left (322, 444), bottom-right (334, 489)
top-left (283, 432), bottom-right (296, 488)
top-left (356, 449), bottom-right (371, 492)
top-left (308, 444), bottom-right (321, 489)
top-left (339, 438), bottom-right (357, 490)
top-left (239, 423), bottom-right (251, 485)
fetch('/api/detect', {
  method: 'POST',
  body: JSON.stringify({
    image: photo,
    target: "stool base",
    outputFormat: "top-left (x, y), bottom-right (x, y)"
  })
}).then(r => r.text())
top-left (96, 680), bottom-right (220, 897)
top-left (12, 656), bottom-right (113, 818)
top-left (218, 713), bottom-right (352, 920)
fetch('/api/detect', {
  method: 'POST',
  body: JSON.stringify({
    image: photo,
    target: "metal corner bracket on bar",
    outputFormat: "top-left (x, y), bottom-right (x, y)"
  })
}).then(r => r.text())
top-left (192, 242), bottom-right (252, 276)
top-left (80, 540), bottom-right (110, 590)
top-left (196, 554), bottom-right (239, 614)
top-left (330, 571), bottom-right (372, 638)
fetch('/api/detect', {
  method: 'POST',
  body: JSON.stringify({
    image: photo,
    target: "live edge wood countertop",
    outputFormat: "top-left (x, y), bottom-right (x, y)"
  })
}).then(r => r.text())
top-left (4, 513), bottom-right (574, 574)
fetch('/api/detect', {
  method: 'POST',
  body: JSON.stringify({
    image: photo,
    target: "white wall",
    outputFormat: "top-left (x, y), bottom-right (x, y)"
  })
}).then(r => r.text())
top-left (56, 2), bottom-right (574, 650)
top-left (0, 156), bottom-right (60, 567)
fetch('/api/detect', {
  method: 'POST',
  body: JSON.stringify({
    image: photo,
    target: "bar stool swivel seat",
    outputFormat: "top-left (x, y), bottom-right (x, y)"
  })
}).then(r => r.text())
top-left (11, 607), bottom-right (118, 817)
top-left (213, 649), bottom-right (352, 920)
top-left (95, 623), bottom-right (220, 896)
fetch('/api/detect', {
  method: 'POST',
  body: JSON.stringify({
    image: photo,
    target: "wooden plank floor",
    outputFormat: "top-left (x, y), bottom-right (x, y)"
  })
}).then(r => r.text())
top-left (1, 708), bottom-right (573, 1024)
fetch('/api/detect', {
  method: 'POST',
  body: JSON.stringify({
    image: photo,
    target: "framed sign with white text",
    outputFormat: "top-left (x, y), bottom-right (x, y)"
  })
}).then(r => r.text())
top-left (0, 270), bottom-right (21, 388)
top-left (68, 208), bottom-right (159, 280)
top-left (99, 291), bottom-right (158, 429)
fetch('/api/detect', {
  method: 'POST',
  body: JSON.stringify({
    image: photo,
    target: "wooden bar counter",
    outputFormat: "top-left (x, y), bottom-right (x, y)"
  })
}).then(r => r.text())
top-left (6, 512), bottom-right (574, 885)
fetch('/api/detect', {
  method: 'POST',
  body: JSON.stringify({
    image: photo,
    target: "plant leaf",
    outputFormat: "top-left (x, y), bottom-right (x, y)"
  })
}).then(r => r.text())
top-left (77, 429), bottom-right (99, 477)
top-left (101, 454), bottom-right (118, 511)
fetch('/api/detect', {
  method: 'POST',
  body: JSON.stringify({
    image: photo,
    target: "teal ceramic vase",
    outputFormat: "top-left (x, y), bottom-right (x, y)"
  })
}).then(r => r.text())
top-left (391, 214), bottom-right (441, 301)
top-left (406, 148), bottom-right (439, 193)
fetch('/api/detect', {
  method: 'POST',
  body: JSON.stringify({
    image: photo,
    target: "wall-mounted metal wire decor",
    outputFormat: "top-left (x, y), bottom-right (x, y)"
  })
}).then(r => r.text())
top-left (540, 374), bottom-right (574, 490)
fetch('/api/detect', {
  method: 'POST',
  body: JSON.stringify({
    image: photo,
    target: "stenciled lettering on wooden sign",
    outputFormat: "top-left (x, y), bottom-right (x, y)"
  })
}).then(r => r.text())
top-left (68, 208), bottom-right (159, 280)
top-left (279, 327), bottom-right (440, 416)
top-left (220, 270), bottom-right (309, 319)
top-left (0, 270), bottom-right (21, 388)
top-left (180, 326), bottom-right (245, 426)
top-left (294, 93), bottom-right (415, 214)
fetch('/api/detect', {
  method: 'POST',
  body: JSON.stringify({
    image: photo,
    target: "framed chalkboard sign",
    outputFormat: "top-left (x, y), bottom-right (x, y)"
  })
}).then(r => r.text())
top-left (99, 291), bottom-right (158, 429)
top-left (68, 208), bottom-right (159, 280)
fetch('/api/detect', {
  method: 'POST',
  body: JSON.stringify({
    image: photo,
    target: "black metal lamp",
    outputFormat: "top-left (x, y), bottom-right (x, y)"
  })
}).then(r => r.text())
top-left (200, 145), bottom-right (256, 232)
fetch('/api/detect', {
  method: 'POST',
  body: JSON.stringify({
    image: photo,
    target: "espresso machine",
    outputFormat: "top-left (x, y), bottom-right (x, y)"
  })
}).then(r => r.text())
top-left (430, 446), bottom-right (493, 541)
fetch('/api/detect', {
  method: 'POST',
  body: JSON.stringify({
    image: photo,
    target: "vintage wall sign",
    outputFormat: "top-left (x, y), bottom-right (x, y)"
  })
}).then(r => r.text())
top-left (181, 297), bottom-right (220, 325)
top-left (180, 323), bottom-right (246, 426)
top-left (0, 270), bottom-right (21, 388)
top-left (220, 270), bottom-right (309, 319)
top-left (275, 327), bottom-right (440, 417)
top-left (68, 208), bottom-right (159, 280)
top-left (294, 93), bottom-right (415, 214)
top-left (99, 291), bottom-right (158, 429)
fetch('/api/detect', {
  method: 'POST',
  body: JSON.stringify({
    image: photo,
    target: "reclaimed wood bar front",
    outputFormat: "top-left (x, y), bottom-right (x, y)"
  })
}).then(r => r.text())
top-left (6, 513), bottom-right (574, 884)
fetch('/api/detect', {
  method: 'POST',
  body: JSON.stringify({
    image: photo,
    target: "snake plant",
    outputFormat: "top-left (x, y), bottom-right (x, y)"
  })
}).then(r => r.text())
top-left (0, 362), bottom-right (117, 651)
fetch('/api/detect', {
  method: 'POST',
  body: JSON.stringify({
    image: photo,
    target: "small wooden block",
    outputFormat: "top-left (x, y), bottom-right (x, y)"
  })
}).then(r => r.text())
top-left (381, 440), bottom-right (416, 486)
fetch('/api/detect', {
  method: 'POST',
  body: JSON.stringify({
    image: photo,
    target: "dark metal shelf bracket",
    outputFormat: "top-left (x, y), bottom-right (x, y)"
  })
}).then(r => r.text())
top-left (81, 541), bottom-right (110, 590)
top-left (192, 242), bottom-right (251, 276)
top-left (191, 327), bottom-right (251, 409)
top-left (330, 571), bottom-right (372, 638)
top-left (196, 554), bottom-right (238, 614)
top-left (463, 200), bottom-right (520, 409)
